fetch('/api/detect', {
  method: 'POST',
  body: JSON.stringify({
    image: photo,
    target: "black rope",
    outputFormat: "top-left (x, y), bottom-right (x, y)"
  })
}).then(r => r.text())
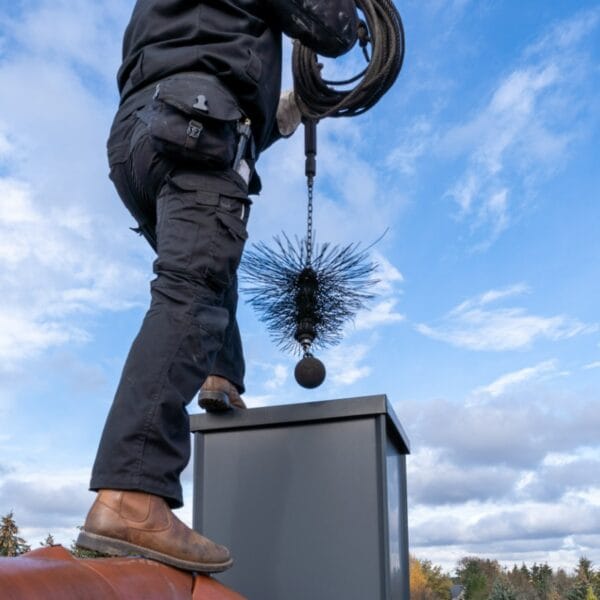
top-left (292, 0), bottom-right (405, 120)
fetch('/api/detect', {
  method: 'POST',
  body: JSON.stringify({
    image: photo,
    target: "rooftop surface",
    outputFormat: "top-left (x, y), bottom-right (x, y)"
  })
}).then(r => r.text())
top-left (0, 545), bottom-right (246, 600)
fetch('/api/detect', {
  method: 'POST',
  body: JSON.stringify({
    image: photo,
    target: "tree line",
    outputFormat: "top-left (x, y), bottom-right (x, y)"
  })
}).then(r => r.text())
top-left (410, 555), bottom-right (600, 600)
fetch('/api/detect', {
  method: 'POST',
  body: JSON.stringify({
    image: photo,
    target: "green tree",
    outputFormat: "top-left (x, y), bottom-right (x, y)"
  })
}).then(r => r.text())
top-left (456, 557), bottom-right (500, 600)
top-left (576, 559), bottom-right (600, 599)
top-left (422, 559), bottom-right (452, 600)
top-left (577, 558), bottom-right (593, 582)
top-left (591, 572), bottom-right (600, 600)
top-left (568, 579), bottom-right (592, 600)
top-left (0, 512), bottom-right (31, 557)
top-left (489, 577), bottom-right (518, 600)
top-left (506, 563), bottom-right (535, 599)
top-left (567, 557), bottom-right (600, 600)
top-left (554, 568), bottom-right (573, 600)
top-left (531, 563), bottom-right (553, 600)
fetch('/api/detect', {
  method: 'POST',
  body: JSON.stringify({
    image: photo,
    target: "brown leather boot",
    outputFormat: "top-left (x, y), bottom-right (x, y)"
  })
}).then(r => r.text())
top-left (76, 490), bottom-right (232, 573)
top-left (198, 375), bottom-right (247, 412)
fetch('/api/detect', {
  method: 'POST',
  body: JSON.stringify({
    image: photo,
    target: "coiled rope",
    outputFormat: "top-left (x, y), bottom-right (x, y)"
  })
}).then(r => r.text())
top-left (292, 0), bottom-right (405, 120)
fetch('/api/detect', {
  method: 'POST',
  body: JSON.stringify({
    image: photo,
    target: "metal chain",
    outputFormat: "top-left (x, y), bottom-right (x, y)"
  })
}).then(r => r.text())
top-left (306, 175), bottom-right (314, 265)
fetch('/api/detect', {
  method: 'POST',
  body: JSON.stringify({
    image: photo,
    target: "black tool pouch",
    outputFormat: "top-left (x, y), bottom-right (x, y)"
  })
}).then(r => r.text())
top-left (138, 73), bottom-right (243, 169)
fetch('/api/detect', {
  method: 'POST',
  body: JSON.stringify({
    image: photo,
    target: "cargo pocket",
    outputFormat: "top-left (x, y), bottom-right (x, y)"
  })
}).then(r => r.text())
top-left (139, 73), bottom-right (243, 169)
top-left (154, 172), bottom-right (250, 290)
top-left (207, 192), bottom-right (250, 290)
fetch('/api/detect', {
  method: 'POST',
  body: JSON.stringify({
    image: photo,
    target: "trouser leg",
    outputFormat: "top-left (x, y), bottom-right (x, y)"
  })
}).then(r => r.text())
top-left (207, 274), bottom-right (246, 393)
top-left (91, 168), bottom-right (250, 508)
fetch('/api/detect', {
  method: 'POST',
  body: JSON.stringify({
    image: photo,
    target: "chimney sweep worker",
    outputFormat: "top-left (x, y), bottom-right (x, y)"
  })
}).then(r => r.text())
top-left (77, 0), bottom-right (359, 573)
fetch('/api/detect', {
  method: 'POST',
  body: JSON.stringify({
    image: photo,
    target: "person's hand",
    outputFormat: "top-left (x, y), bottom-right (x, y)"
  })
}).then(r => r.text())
top-left (276, 89), bottom-right (302, 137)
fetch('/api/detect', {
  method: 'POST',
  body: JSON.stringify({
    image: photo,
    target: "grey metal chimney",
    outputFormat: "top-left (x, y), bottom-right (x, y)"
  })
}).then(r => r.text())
top-left (190, 395), bottom-right (410, 599)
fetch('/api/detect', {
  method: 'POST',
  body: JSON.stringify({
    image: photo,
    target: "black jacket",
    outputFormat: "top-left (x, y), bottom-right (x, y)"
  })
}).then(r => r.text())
top-left (116, 0), bottom-right (358, 152)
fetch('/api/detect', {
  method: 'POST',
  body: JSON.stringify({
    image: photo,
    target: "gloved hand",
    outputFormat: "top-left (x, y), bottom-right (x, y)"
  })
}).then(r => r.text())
top-left (276, 89), bottom-right (302, 137)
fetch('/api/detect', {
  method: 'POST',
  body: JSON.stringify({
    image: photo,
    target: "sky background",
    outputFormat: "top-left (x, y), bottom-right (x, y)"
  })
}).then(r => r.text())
top-left (0, 0), bottom-right (599, 574)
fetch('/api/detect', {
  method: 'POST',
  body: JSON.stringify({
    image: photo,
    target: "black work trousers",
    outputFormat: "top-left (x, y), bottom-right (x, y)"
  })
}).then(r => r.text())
top-left (90, 104), bottom-right (251, 508)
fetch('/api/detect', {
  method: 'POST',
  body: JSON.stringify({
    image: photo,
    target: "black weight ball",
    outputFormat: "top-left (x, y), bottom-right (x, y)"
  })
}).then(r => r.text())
top-left (294, 355), bottom-right (326, 388)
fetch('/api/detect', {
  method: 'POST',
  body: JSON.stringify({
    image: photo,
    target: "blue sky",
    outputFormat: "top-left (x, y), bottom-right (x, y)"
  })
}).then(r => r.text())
top-left (0, 0), bottom-right (599, 573)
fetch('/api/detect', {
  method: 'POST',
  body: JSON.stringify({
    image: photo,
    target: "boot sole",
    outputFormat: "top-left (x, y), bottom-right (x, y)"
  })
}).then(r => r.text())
top-left (198, 390), bottom-right (232, 412)
top-left (76, 530), bottom-right (233, 573)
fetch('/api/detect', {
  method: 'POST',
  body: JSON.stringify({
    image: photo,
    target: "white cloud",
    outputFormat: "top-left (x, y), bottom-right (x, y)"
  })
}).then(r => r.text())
top-left (0, 465), bottom-right (92, 548)
top-left (520, 460), bottom-right (600, 502)
top-left (371, 251), bottom-right (405, 295)
top-left (473, 283), bottom-right (529, 307)
top-left (252, 116), bottom-right (396, 247)
top-left (265, 364), bottom-right (289, 391)
top-left (525, 7), bottom-right (600, 58)
top-left (542, 448), bottom-right (600, 467)
top-left (399, 391), bottom-right (600, 470)
top-left (0, 1), bottom-right (153, 372)
top-left (474, 188), bottom-right (509, 249)
top-left (324, 343), bottom-right (372, 385)
top-left (440, 8), bottom-right (599, 247)
top-left (253, 113), bottom-right (408, 256)
top-left (474, 359), bottom-right (558, 397)
top-left (386, 118), bottom-right (432, 175)
top-left (417, 285), bottom-right (594, 351)
top-left (354, 298), bottom-right (405, 330)
top-left (411, 499), bottom-right (600, 549)
top-left (405, 388), bottom-right (600, 571)
top-left (0, 177), bottom-right (148, 370)
top-left (0, 310), bottom-right (88, 367)
top-left (408, 447), bottom-right (520, 505)
top-left (350, 252), bottom-right (405, 330)
top-left (4, 0), bottom-right (129, 86)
